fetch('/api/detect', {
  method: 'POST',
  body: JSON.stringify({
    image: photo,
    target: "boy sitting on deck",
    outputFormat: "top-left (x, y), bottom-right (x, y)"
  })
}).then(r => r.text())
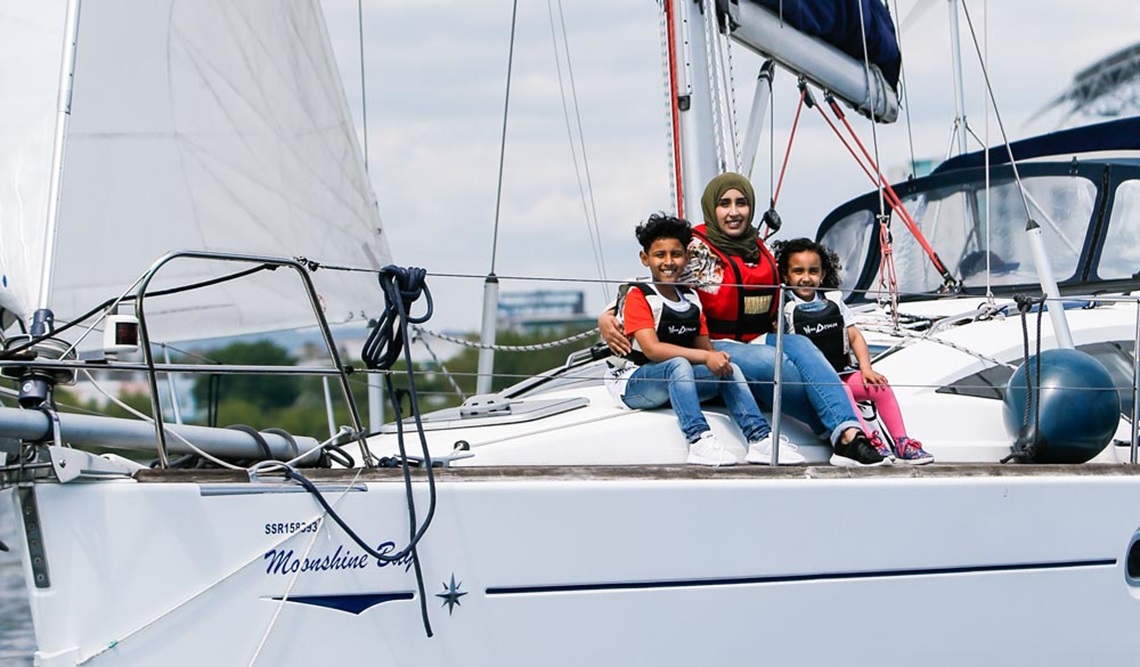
top-left (605, 213), bottom-right (805, 466)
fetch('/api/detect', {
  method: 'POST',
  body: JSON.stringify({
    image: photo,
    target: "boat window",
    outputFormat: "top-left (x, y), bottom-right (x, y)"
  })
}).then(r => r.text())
top-left (818, 209), bottom-right (875, 292)
top-left (874, 176), bottom-right (1096, 295)
top-left (1097, 180), bottom-right (1140, 280)
top-left (937, 341), bottom-right (1136, 414)
top-left (937, 363), bottom-right (1014, 400)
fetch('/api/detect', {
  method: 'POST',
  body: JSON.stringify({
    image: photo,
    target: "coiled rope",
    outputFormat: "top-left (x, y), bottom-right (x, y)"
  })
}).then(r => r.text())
top-left (357, 265), bottom-right (440, 636)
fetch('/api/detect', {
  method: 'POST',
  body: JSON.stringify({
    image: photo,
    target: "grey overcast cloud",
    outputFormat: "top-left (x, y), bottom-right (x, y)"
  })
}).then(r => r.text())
top-left (320, 0), bottom-right (1140, 332)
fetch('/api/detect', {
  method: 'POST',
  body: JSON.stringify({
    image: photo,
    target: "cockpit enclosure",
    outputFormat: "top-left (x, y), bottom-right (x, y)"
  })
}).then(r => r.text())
top-left (818, 119), bottom-right (1140, 303)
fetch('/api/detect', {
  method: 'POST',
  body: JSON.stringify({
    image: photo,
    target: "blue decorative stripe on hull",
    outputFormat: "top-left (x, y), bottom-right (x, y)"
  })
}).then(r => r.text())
top-left (486, 558), bottom-right (1117, 596)
top-left (271, 591), bottom-right (415, 614)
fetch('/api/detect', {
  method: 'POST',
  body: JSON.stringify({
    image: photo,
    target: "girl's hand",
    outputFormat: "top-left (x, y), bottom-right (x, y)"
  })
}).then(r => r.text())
top-left (860, 367), bottom-right (888, 388)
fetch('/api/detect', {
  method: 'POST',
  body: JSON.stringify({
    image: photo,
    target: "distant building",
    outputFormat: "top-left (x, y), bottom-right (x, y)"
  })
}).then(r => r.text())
top-left (497, 290), bottom-right (596, 333)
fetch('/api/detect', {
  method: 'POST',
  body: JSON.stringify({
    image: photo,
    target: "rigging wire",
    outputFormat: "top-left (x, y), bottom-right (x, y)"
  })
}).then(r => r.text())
top-left (546, 0), bottom-right (608, 302)
top-left (889, 0), bottom-right (919, 178)
top-left (770, 86), bottom-right (807, 212)
top-left (701, 0), bottom-right (728, 171)
top-left (247, 502), bottom-right (327, 666)
top-left (983, 0), bottom-right (993, 301)
top-left (413, 323), bottom-right (599, 351)
top-left (854, 0), bottom-right (899, 325)
top-left (959, 2), bottom-right (1032, 221)
top-left (411, 328), bottom-right (468, 401)
top-left (945, 1), bottom-right (967, 157)
top-left (489, 0), bottom-right (521, 274)
top-left (356, 0), bottom-right (369, 170)
top-left (820, 96), bottom-right (955, 287)
top-left (722, 9), bottom-right (741, 167)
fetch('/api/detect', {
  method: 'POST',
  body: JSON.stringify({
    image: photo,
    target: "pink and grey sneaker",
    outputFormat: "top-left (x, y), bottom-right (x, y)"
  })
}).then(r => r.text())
top-left (869, 430), bottom-right (895, 462)
top-left (895, 436), bottom-right (934, 465)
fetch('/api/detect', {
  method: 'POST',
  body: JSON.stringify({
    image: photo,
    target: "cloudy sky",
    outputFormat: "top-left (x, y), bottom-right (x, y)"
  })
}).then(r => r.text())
top-left (318, 0), bottom-right (1140, 333)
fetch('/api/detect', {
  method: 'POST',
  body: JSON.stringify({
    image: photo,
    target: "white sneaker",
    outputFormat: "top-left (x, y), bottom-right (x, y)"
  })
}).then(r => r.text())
top-left (687, 432), bottom-right (738, 467)
top-left (746, 434), bottom-right (806, 465)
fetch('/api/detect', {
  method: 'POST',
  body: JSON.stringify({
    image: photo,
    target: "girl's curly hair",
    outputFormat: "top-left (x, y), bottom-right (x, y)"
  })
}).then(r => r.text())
top-left (771, 237), bottom-right (843, 289)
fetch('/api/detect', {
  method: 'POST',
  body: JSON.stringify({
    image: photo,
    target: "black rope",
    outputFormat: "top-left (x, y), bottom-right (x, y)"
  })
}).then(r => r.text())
top-left (1033, 304), bottom-right (1044, 454)
top-left (361, 266), bottom-right (433, 371)
top-left (321, 444), bottom-right (355, 469)
top-left (226, 425), bottom-right (273, 460)
top-left (262, 427), bottom-right (301, 463)
top-left (357, 265), bottom-right (439, 637)
top-left (1004, 294), bottom-right (1044, 462)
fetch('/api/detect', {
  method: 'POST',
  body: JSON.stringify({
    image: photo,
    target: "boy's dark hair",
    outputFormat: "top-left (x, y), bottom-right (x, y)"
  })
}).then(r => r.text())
top-left (635, 213), bottom-right (692, 251)
top-left (772, 237), bottom-right (843, 289)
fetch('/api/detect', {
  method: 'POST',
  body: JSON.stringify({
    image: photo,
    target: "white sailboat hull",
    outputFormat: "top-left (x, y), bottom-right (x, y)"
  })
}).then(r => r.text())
top-left (11, 467), bottom-right (1140, 665)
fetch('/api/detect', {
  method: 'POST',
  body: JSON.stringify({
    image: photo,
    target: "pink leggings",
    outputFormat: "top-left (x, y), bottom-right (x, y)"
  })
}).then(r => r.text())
top-left (842, 371), bottom-right (908, 440)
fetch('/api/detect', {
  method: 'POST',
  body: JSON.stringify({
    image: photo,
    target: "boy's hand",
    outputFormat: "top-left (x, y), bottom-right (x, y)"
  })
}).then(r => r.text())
top-left (599, 311), bottom-right (632, 356)
top-left (707, 350), bottom-right (732, 378)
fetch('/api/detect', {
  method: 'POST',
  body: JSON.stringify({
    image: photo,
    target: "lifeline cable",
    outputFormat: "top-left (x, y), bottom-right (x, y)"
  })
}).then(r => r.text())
top-left (0, 263), bottom-right (275, 360)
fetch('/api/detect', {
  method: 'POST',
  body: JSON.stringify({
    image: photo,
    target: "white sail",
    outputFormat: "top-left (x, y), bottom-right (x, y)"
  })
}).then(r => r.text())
top-left (0, 2), bottom-right (69, 328)
top-left (0, 0), bottom-right (389, 342)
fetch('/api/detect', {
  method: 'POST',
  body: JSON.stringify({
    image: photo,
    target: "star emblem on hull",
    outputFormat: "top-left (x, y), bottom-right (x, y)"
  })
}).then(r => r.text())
top-left (436, 574), bottom-right (468, 616)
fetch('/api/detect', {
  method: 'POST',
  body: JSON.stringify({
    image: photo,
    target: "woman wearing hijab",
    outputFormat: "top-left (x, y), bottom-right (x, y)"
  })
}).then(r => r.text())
top-left (601, 172), bottom-right (886, 466)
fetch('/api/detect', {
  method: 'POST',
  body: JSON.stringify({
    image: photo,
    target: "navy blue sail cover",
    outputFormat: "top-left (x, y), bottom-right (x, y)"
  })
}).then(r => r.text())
top-left (755, 0), bottom-right (901, 88)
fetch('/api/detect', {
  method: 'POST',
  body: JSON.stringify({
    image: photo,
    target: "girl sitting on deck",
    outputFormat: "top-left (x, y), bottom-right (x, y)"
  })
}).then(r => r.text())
top-left (774, 237), bottom-right (934, 464)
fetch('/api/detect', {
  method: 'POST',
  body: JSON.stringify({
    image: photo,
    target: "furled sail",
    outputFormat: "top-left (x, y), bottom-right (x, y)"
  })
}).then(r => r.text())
top-left (728, 0), bottom-right (901, 122)
top-left (0, 0), bottom-right (390, 344)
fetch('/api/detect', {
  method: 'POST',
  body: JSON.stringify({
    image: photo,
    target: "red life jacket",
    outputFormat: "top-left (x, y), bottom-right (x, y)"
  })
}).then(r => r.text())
top-left (691, 224), bottom-right (779, 342)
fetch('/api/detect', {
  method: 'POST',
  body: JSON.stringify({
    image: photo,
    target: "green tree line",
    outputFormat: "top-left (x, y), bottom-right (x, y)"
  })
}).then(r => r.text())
top-left (57, 327), bottom-right (597, 442)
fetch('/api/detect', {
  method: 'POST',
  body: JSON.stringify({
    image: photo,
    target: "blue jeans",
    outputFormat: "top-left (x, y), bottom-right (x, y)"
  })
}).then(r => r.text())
top-left (712, 334), bottom-right (861, 445)
top-left (621, 357), bottom-right (770, 443)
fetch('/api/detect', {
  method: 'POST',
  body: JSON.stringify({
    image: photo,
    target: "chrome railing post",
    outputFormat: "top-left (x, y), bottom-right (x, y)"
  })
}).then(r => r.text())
top-left (1132, 298), bottom-right (1139, 465)
top-left (770, 283), bottom-right (785, 465)
top-left (134, 250), bottom-right (374, 467)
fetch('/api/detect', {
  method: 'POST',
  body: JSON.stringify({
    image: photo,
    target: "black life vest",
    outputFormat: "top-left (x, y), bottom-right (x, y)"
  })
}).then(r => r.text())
top-left (784, 294), bottom-right (850, 372)
top-left (622, 283), bottom-right (701, 366)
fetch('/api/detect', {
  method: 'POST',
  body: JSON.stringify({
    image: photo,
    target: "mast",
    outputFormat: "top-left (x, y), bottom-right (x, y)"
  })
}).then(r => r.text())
top-left (672, 0), bottom-right (723, 218)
